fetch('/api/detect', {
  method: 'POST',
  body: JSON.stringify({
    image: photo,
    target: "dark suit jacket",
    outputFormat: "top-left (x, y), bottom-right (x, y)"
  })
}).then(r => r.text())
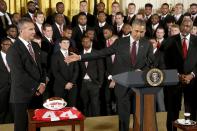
top-left (0, 53), bottom-right (11, 112)
top-left (106, 14), bottom-right (116, 26)
top-left (124, 15), bottom-right (136, 25)
top-left (34, 23), bottom-right (43, 38)
top-left (71, 13), bottom-right (95, 27)
top-left (6, 39), bottom-right (45, 103)
top-left (95, 22), bottom-right (112, 50)
top-left (72, 25), bottom-right (90, 52)
top-left (113, 24), bottom-right (124, 37)
top-left (145, 24), bottom-right (162, 38)
top-left (51, 51), bottom-right (79, 95)
top-left (81, 36), bottom-right (154, 76)
top-left (46, 13), bottom-right (70, 25)
top-left (0, 13), bottom-right (12, 40)
top-left (79, 49), bottom-right (104, 86)
top-left (52, 24), bottom-right (63, 41)
top-left (164, 34), bottom-right (197, 110)
top-left (174, 15), bottom-right (184, 25)
top-left (23, 13), bottom-right (34, 21)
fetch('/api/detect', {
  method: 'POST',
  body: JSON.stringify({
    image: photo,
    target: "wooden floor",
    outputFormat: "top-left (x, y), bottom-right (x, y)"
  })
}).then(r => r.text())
top-left (0, 112), bottom-right (184, 131)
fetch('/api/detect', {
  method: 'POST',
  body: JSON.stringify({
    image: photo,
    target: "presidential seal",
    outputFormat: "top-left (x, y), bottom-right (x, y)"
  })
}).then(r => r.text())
top-left (146, 68), bottom-right (164, 87)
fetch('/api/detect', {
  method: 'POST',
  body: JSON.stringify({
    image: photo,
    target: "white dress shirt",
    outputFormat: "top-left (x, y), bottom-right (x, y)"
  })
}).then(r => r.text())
top-left (83, 48), bottom-right (92, 80)
top-left (0, 11), bottom-right (12, 25)
top-left (1, 51), bottom-right (10, 72)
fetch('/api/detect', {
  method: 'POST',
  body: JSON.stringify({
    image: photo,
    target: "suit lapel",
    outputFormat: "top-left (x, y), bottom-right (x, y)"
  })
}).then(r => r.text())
top-left (175, 35), bottom-right (183, 58)
top-left (135, 39), bottom-right (144, 67)
top-left (0, 53), bottom-right (8, 73)
top-left (185, 35), bottom-right (195, 62)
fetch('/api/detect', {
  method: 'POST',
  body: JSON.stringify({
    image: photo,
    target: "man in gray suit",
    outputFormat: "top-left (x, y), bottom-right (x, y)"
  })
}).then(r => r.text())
top-left (65, 19), bottom-right (154, 131)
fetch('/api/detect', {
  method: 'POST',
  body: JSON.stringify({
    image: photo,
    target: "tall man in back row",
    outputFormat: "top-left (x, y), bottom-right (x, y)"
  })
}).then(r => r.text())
top-left (65, 19), bottom-right (154, 131)
top-left (6, 18), bottom-right (46, 131)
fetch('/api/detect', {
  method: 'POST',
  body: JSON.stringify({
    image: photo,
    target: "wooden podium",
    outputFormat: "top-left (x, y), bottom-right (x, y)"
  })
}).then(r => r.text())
top-left (113, 69), bottom-right (179, 131)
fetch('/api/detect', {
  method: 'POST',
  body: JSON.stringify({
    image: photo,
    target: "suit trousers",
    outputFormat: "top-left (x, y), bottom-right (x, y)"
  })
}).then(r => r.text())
top-left (80, 80), bottom-right (100, 117)
top-left (114, 84), bottom-right (133, 131)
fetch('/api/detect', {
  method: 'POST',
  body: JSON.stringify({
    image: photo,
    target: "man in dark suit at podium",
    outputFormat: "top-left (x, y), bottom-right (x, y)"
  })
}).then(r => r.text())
top-left (65, 19), bottom-right (154, 131)
top-left (164, 19), bottom-right (197, 131)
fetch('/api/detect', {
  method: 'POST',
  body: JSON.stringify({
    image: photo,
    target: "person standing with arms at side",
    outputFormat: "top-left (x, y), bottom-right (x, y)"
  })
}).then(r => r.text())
top-left (65, 19), bottom-right (154, 131)
top-left (6, 18), bottom-right (46, 131)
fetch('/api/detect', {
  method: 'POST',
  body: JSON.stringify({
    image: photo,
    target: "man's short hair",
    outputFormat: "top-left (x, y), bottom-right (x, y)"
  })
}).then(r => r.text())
top-left (190, 3), bottom-right (197, 7)
top-left (145, 3), bottom-right (153, 8)
top-left (132, 19), bottom-right (146, 28)
top-left (63, 25), bottom-right (72, 32)
top-left (56, 2), bottom-right (64, 7)
top-left (6, 24), bottom-right (18, 32)
top-left (115, 12), bottom-right (124, 17)
top-left (128, 3), bottom-right (136, 7)
top-left (17, 18), bottom-right (33, 32)
top-left (78, 12), bottom-right (87, 18)
top-left (34, 11), bottom-right (44, 17)
top-left (162, 3), bottom-right (169, 8)
top-left (27, 1), bottom-right (34, 6)
top-left (80, 0), bottom-right (87, 4)
top-left (171, 24), bottom-right (180, 29)
top-left (42, 23), bottom-right (52, 31)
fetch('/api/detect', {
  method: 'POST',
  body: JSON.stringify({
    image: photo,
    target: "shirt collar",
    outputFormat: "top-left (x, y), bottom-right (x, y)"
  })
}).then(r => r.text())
top-left (180, 33), bottom-right (190, 40)
top-left (19, 36), bottom-right (30, 47)
top-left (60, 49), bottom-right (68, 56)
top-left (152, 23), bottom-right (159, 30)
top-left (0, 11), bottom-right (5, 16)
top-left (128, 14), bottom-right (135, 18)
top-left (117, 23), bottom-right (124, 28)
top-left (130, 36), bottom-right (139, 45)
top-left (84, 47), bottom-right (92, 54)
top-left (1, 51), bottom-right (6, 58)
top-left (99, 22), bottom-right (106, 27)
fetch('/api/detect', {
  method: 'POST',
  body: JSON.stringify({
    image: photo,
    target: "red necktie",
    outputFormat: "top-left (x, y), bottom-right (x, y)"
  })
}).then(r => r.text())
top-left (157, 41), bottom-right (160, 49)
top-left (131, 41), bottom-right (137, 65)
top-left (182, 38), bottom-right (187, 60)
top-left (106, 40), bottom-right (111, 47)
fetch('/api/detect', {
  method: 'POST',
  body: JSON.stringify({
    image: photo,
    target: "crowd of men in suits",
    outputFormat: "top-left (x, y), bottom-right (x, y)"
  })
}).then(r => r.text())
top-left (0, 0), bottom-right (197, 131)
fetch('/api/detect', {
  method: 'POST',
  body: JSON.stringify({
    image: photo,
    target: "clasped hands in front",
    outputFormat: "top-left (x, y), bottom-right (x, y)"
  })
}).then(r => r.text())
top-left (179, 74), bottom-right (194, 85)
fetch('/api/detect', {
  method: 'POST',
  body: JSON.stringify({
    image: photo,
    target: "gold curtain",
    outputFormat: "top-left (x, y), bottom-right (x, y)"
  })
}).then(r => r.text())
top-left (4, 0), bottom-right (119, 20)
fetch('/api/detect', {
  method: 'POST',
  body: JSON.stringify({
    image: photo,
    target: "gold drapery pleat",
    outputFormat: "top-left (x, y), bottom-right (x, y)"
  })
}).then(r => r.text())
top-left (4, 0), bottom-right (119, 20)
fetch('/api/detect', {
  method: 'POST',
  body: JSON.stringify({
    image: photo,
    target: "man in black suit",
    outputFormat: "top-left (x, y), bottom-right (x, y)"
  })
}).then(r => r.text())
top-left (190, 3), bottom-right (197, 24)
top-left (164, 19), bottom-right (197, 131)
top-left (52, 13), bottom-right (65, 41)
top-left (160, 3), bottom-right (175, 38)
top-left (0, 38), bottom-right (13, 123)
top-left (46, 2), bottom-right (70, 25)
top-left (174, 3), bottom-right (184, 26)
top-left (22, 1), bottom-right (36, 22)
top-left (71, 0), bottom-right (95, 27)
top-left (34, 11), bottom-right (45, 38)
top-left (6, 18), bottom-right (46, 131)
top-left (0, 0), bottom-right (13, 39)
top-left (65, 19), bottom-right (154, 131)
top-left (145, 14), bottom-right (161, 38)
top-left (78, 36), bottom-right (104, 116)
top-left (103, 28), bottom-right (118, 115)
top-left (106, 1), bottom-right (120, 26)
top-left (124, 3), bottom-right (136, 25)
top-left (144, 3), bottom-right (153, 27)
top-left (95, 11), bottom-right (111, 50)
top-left (51, 37), bottom-right (79, 107)
top-left (6, 24), bottom-right (18, 43)
top-left (72, 12), bottom-right (90, 52)
top-left (114, 12), bottom-right (125, 37)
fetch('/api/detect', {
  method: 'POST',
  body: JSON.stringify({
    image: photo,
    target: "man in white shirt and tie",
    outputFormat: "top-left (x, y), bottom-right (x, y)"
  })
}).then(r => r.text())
top-left (51, 37), bottom-right (79, 107)
top-left (78, 36), bottom-right (104, 117)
